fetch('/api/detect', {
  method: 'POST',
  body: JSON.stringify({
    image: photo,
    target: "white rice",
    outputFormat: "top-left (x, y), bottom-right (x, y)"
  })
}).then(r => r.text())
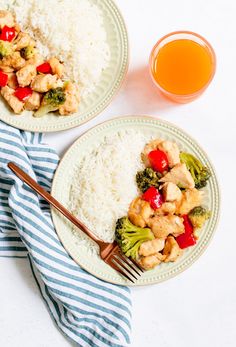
top-left (69, 130), bottom-right (148, 242)
top-left (2, 0), bottom-right (110, 96)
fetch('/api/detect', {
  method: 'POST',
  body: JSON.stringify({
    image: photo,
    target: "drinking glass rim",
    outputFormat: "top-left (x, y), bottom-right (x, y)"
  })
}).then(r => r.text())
top-left (149, 30), bottom-right (216, 98)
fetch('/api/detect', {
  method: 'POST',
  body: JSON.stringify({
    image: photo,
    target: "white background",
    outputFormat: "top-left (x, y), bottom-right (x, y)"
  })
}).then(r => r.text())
top-left (1, 0), bottom-right (236, 346)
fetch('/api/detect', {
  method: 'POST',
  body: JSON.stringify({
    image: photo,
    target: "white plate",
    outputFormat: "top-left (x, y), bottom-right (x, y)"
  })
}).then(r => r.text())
top-left (51, 116), bottom-right (220, 285)
top-left (0, 0), bottom-right (128, 132)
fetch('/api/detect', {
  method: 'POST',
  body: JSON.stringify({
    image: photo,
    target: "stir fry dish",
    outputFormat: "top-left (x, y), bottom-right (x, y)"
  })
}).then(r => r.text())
top-left (115, 139), bottom-right (211, 270)
top-left (0, 10), bottom-right (80, 116)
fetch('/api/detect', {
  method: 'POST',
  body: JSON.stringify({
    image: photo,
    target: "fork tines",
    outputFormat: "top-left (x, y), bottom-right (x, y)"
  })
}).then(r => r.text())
top-left (111, 252), bottom-right (144, 283)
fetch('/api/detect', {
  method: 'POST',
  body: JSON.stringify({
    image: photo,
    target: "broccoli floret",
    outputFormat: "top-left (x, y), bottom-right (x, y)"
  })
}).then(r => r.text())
top-left (34, 87), bottom-right (66, 117)
top-left (188, 206), bottom-right (211, 229)
top-left (115, 217), bottom-right (154, 260)
top-left (20, 46), bottom-right (36, 60)
top-left (0, 40), bottom-right (12, 59)
top-left (180, 152), bottom-right (211, 189)
top-left (136, 167), bottom-right (160, 193)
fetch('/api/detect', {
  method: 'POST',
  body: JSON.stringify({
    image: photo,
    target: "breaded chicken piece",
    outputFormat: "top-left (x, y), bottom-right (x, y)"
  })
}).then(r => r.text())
top-left (0, 10), bottom-right (15, 28)
top-left (139, 238), bottom-right (165, 257)
top-left (148, 215), bottom-right (185, 238)
top-left (176, 188), bottom-right (203, 215)
top-left (1, 86), bottom-right (24, 114)
top-left (158, 141), bottom-right (180, 168)
top-left (154, 202), bottom-right (176, 215)
top-left (141, 139), bottom-right (162, 167)
top-left (161, 182), bottom-right (182, 202)
top-left (31, 74), bottom-right (57, 93)
top-left (26, 53), bottom-right (44, 67)
top-left (59, 82), bottom-right (80, 115)
top-left (139, 253), bottom-right (165, 270)
top-left (48, 57), bottom-right (64, 78)
top-left (14, 32), bottom-right (36, 51)
top-left (16, 64), bottom-right (37, 87)
top-left (128, 197), bottom-right (154, 228)
top-left (1, 52), bottom-right (25, 71)
top-left (24, 91), bottom-right (41, 111)
top-left (159, 163), bottom-right (195, 189)
top-left (6, 72), bottom-right (18, 89)
top-left (163, 236), bottom-right (182, 262)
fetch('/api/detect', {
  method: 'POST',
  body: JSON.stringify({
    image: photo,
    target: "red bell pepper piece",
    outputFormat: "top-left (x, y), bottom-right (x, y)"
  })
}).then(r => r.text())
top-left (0, 70), bottom-right (8, 87)
top-left (14, 87), bottom-right (32, 101)
top-left (36, 62), bottom-right (52, 74)
top-left (142, 186), bottom-right (163, 210)
top-left (176, 215), bottom-right (196, 249)
top-left (148, 150), bottom-right (169, 173)
top-left (0, 25), bottom-right (16, 42)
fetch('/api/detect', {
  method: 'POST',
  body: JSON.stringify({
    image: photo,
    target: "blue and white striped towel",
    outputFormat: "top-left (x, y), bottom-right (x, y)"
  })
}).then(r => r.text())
top-left (0, 121), bottom-right (132, 347)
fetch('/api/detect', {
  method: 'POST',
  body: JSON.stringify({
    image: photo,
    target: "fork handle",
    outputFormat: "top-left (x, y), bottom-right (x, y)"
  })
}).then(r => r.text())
top-left (8, 162), bottom-right (102, 244)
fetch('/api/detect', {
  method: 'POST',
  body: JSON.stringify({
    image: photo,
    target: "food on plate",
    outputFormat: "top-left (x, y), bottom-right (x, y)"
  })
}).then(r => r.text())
top-left (0, 0), bottom-right (110, 116)
top-left (114, 137), bottom-right (212, 270)
top-left (115, 217), bottom-right (154, 260)
top-left (0, 9), bottom-right (79, 116)
top-left (136, 167), bottom-right (160, 193)
top-left (180, 152), bottom-right (211, 189)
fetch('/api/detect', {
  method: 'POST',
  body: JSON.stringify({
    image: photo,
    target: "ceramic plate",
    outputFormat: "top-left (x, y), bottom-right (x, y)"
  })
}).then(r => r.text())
top-left (0, 0), bottom-right (128, 132)
top-left (51, 116), bottom-right (220, 286)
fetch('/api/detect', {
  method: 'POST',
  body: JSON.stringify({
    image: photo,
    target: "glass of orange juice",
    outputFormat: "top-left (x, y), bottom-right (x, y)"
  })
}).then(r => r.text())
top-left (149, 31), bottom-right (216, 103)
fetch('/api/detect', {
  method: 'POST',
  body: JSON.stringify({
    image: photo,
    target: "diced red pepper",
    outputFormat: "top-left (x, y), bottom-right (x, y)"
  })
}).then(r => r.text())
top-left (14, 87), bottom-right (32, 101)
top-left (142, 186), bottom-right (163, 210)
top-left (0, 25), bottom-right (16, 42)
top-left (36, 62), bottom-right (52, 74)
top-left (148, 150), bottom-right (169, 173)
top-left (176, 215), bottom-right (196, 249)
top-left (0, 70), bottom-right (8, 87)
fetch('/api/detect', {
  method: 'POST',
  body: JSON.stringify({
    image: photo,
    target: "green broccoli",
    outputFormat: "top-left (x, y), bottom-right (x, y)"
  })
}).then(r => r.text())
top-left (20, 46), bottom-right (36, 60)
top-left (136, 167), bottom-right (160, 193)
top-left (115, 217), bottom-right (154, 260)
top-left (34, 87), bottom-right (66, 117)
top-left (180, 152), bottom-right (211, 189)
top-left (188, 206), bottom-right (211, 229)
top-left (0, 40), bottom-right (12, 59)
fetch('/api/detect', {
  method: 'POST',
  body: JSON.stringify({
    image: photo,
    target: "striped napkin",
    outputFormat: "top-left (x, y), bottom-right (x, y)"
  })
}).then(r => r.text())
top-left (0, 121), bottom-right (132, 347)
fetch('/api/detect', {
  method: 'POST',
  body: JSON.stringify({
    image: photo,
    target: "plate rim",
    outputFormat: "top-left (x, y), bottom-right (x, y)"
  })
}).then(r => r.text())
top-left (0, 0), bottom-right (129, 133)
top-left (51, 115), bottom-right (221, 286)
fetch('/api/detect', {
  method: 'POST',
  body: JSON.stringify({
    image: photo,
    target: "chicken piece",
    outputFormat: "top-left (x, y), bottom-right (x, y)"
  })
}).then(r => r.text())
top-left (6, 72), bottom-right (18, 89)
top-left (161, 182), bottom-right (182, 202)
top-left (158, 140), bottom-right (180, 168)
top-left (154, 202), bottom-right (176, 215)
top-left (159, 163), bottom-right (195, 189)
top-left (16, 64), bottom-right (37, 87)
top-left (24, 91), bottom-right (41, 111)
top-left (0, 10), bottom-right (15, 28)
top-left (141, 139), bottom-right (163, 167)
top-left (31, 74), bottom-right (57, 93)
top-left (128, 197), bottom-right (154, 228)
top-left (1, 86), bottom-right (24, 114)
top-left (26, 53), bottom-right (44, 67)
top-left (0, 63), bottom-right (14, 73)
top-left (59, 82), bottom-right (80, 115)
top-left (13, 32), bottom-right (36, 51)
top-left (163, 236), bottom-right (182, 262)
top-left (176, 188), bottom-right (203, 215)
top-left (139, 253), bottom-right (165, 270)
top-left (48, 57), bottom-right (64, 78)
top-left (139, 238), bottom-right (165, 257)
top-left (148, 215), bottom-right (185, 238)
top-left (1, 52), bottom-right (25, 71)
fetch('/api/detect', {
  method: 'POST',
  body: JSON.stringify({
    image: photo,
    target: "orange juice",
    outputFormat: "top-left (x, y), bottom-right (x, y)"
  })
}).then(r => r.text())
top-left (150, 32), bottom-right (216, 103)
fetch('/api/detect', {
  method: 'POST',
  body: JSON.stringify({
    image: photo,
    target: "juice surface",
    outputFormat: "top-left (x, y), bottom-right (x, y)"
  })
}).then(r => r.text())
top-left (152, 39), bottom-right (214, 95)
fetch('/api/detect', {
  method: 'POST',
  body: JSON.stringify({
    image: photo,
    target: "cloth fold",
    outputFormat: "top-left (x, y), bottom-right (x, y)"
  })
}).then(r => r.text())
top-left (0, 121), bottom-right (131, 347)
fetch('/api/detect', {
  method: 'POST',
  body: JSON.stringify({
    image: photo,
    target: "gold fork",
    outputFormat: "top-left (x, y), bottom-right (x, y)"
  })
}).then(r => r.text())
top-left (8, 162), bottom-right (143, 283)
